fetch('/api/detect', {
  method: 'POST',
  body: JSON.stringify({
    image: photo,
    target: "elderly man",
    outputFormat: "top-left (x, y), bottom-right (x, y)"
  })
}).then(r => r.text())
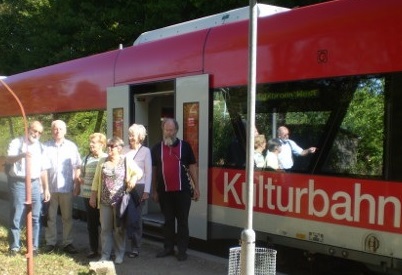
top-left (6, 120), bottom-right (50, 256)
top-left (277, 126), bottom-right (317, 170)
top-left (42, 120), bottom-right (81, 254)
top-left (151, 118), bottom-right (200, 261)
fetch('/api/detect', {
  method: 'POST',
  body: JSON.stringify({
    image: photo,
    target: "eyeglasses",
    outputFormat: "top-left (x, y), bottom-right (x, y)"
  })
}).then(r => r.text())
top-left (107, 144), bottom-right (120, 149)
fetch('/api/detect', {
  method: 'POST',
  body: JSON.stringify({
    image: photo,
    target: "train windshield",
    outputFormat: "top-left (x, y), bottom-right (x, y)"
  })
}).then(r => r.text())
top-left (212, 74), bottom-right (391, 178)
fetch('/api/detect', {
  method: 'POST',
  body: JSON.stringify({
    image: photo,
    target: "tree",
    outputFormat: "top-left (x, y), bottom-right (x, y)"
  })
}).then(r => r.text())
top-left (0, 0), bottom-right (331, 75)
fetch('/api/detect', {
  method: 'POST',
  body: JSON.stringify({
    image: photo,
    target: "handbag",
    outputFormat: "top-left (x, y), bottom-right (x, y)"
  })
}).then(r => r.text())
top-left (118, 191), bottom-right (131, 218)
top-left (171, 152), bottom-right (196, 199)
top-left (182, 164), bottom-right (195, 199)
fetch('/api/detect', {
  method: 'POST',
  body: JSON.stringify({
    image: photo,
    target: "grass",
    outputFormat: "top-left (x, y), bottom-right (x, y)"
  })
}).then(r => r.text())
top-left (0, 226), bottom-right (91, 274)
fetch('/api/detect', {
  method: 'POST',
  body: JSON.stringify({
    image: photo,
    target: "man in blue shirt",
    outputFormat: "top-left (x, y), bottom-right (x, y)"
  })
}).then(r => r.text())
top-left (42, 120), bottom-right (81, 254)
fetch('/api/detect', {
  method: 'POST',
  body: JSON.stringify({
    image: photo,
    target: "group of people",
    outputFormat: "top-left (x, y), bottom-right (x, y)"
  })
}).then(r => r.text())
top-left (254, 126), bottom-right (317, 171)
top-left (6, 117), bottom-right (200, 264)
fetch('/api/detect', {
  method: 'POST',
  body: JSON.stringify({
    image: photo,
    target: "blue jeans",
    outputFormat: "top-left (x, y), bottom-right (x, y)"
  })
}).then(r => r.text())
top-left (8, 178), bottom-right (42, 251)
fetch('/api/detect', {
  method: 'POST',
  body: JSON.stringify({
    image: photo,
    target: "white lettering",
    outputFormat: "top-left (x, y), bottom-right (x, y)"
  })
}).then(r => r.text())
top-left (265, 178), bottom-right (276, 209)
top-left (308, 180), bottom-right (329, 217)
top-left (378, 196), bottom-right (401, 227)
top-left (295, 186), bottom-right (308, 213)
top-left (354, 184), bottom-right (376, 224)
top-left (224, 172), bottom-right (241, 204)
top-left (331, 191), bottom-right (353, 221)
top-left (276, 185), bottom-right (294, 212)
top-left (222, 172), bottom-right (402, 228)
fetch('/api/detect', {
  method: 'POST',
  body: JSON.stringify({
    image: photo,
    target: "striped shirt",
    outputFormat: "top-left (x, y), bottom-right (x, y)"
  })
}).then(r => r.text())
top-left (79, 153), bottom-right (108, 198)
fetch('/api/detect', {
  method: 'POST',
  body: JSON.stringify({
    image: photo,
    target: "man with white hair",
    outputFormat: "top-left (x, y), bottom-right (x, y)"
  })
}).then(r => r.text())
top-left (42, 120), bottom-right (81, 254)
top-left (277, 126), bottom-right (316, 170)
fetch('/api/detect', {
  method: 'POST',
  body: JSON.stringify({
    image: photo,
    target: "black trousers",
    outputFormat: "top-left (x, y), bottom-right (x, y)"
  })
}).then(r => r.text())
top-left (84, 197), bottom-right (100, 253)
top-left (158, 190), bottom-right (191, 254)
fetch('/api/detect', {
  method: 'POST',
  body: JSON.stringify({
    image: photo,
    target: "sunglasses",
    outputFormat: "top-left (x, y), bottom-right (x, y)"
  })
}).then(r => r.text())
top-left (107, 144), bottom-right (120, 149)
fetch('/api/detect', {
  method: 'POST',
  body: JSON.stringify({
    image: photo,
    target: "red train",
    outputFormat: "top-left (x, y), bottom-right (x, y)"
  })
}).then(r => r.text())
top-left (2, 0), bottom-right (402, 272)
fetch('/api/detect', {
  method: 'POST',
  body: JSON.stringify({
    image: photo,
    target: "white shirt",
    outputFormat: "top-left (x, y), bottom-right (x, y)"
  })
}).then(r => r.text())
top-left (44, 139), bottom-right (81, 193)
top-left (254, 152), bottom-right (266, 168)
top-left (7, 137), bottom-right (49, 179)
top-left (277, 139), bottom-right (303, 169)
top-left (125, 146), bottom-right (152, 193)
top-left (265, 151), bottom-right (279, 170)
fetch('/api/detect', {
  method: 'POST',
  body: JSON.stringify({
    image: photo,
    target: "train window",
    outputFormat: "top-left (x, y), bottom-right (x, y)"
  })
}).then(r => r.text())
top-left (212, 75), bottom-right (387, 178)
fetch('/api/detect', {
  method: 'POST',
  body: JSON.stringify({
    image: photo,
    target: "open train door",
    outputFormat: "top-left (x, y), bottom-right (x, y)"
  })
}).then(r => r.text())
top-left (176, 74), bottom-right (208, 240)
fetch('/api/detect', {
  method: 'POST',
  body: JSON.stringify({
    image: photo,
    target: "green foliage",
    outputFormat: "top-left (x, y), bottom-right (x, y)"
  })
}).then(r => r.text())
top-left (0, 111), bottom-right (106, 156)
top-left (212, 94), bottom-right (234, 165)
top-left (0, 226), bottom-right (90, 274)
top-left (341, 79), bottom-right (384, 175)
top-left (0, 0), bottom-right (331, 75)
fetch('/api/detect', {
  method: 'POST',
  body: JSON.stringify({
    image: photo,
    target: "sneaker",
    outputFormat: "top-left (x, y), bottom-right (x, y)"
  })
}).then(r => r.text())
top-left (87, 251), bottom-right (100, 259)
top-left (114, 256), bottom-right (124, 264)
top-left (128, 250), bottom-right (139, 258)
top-left (63, 244), bottom-right (78, 254)
top-left (42, 245), bottom-right (55, 254)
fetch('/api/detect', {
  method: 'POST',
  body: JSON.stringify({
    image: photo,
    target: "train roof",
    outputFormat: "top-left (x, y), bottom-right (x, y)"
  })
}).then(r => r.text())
top-left (1, 0), bottom-right (401, 117)
top-left (133, 4), bottom-right (289, 46)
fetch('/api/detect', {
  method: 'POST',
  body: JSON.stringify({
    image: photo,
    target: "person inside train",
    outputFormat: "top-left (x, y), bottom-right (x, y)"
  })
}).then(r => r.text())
top-left (254, 134), bottom-right (267, 168)
top-left (265, 138), bottom-right (282, 170)
top-left (277, 126), bottom-right (316, 170)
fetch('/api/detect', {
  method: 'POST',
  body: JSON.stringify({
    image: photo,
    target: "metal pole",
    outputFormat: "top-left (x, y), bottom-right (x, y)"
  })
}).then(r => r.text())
top-left (0, 79), bottom-right (33, 275)
top-left (240, 1), bottom-right (257, 274)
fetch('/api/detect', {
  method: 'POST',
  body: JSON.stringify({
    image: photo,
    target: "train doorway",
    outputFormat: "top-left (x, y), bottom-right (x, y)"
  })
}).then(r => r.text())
top-left (107, 74), bottom-right (209, 240)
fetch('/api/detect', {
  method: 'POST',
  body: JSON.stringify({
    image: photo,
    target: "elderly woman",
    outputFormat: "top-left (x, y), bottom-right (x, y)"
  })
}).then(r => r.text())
top-left (75, 133), bottom-right (107, 259)
top-left (125, 124), bottom-right (152, 258)
top-left (254, 134), bottom-right (267, 168)
top-left (89, 137), bottom-right (142, 264)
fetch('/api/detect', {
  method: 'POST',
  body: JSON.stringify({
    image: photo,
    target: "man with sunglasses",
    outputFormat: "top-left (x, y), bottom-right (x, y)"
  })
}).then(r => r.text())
top-left (6, 120), bottom-right (51, 256)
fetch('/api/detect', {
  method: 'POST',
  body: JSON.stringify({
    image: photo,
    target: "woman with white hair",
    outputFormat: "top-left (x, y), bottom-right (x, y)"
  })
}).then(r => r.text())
top-left (125, 124), bottom-right (152, 258)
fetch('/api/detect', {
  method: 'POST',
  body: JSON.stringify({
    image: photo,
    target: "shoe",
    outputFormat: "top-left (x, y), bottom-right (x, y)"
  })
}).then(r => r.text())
top-left (156, 249), bottom-right (174, 258)
top-left (114, 256), bottom-right (124, 264)
top-left (63, 244), bottom-right (78, 254)
top-left (177, 253), bottom-right (188, 261)
top-left (87, 251), bottom-right (99, 259)
top-left (33, 249), bottom-right (39, 257)
top-left (128, 250), bottom-right (139, 258)
top-left (42, 245), bottom-right (55, 254)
